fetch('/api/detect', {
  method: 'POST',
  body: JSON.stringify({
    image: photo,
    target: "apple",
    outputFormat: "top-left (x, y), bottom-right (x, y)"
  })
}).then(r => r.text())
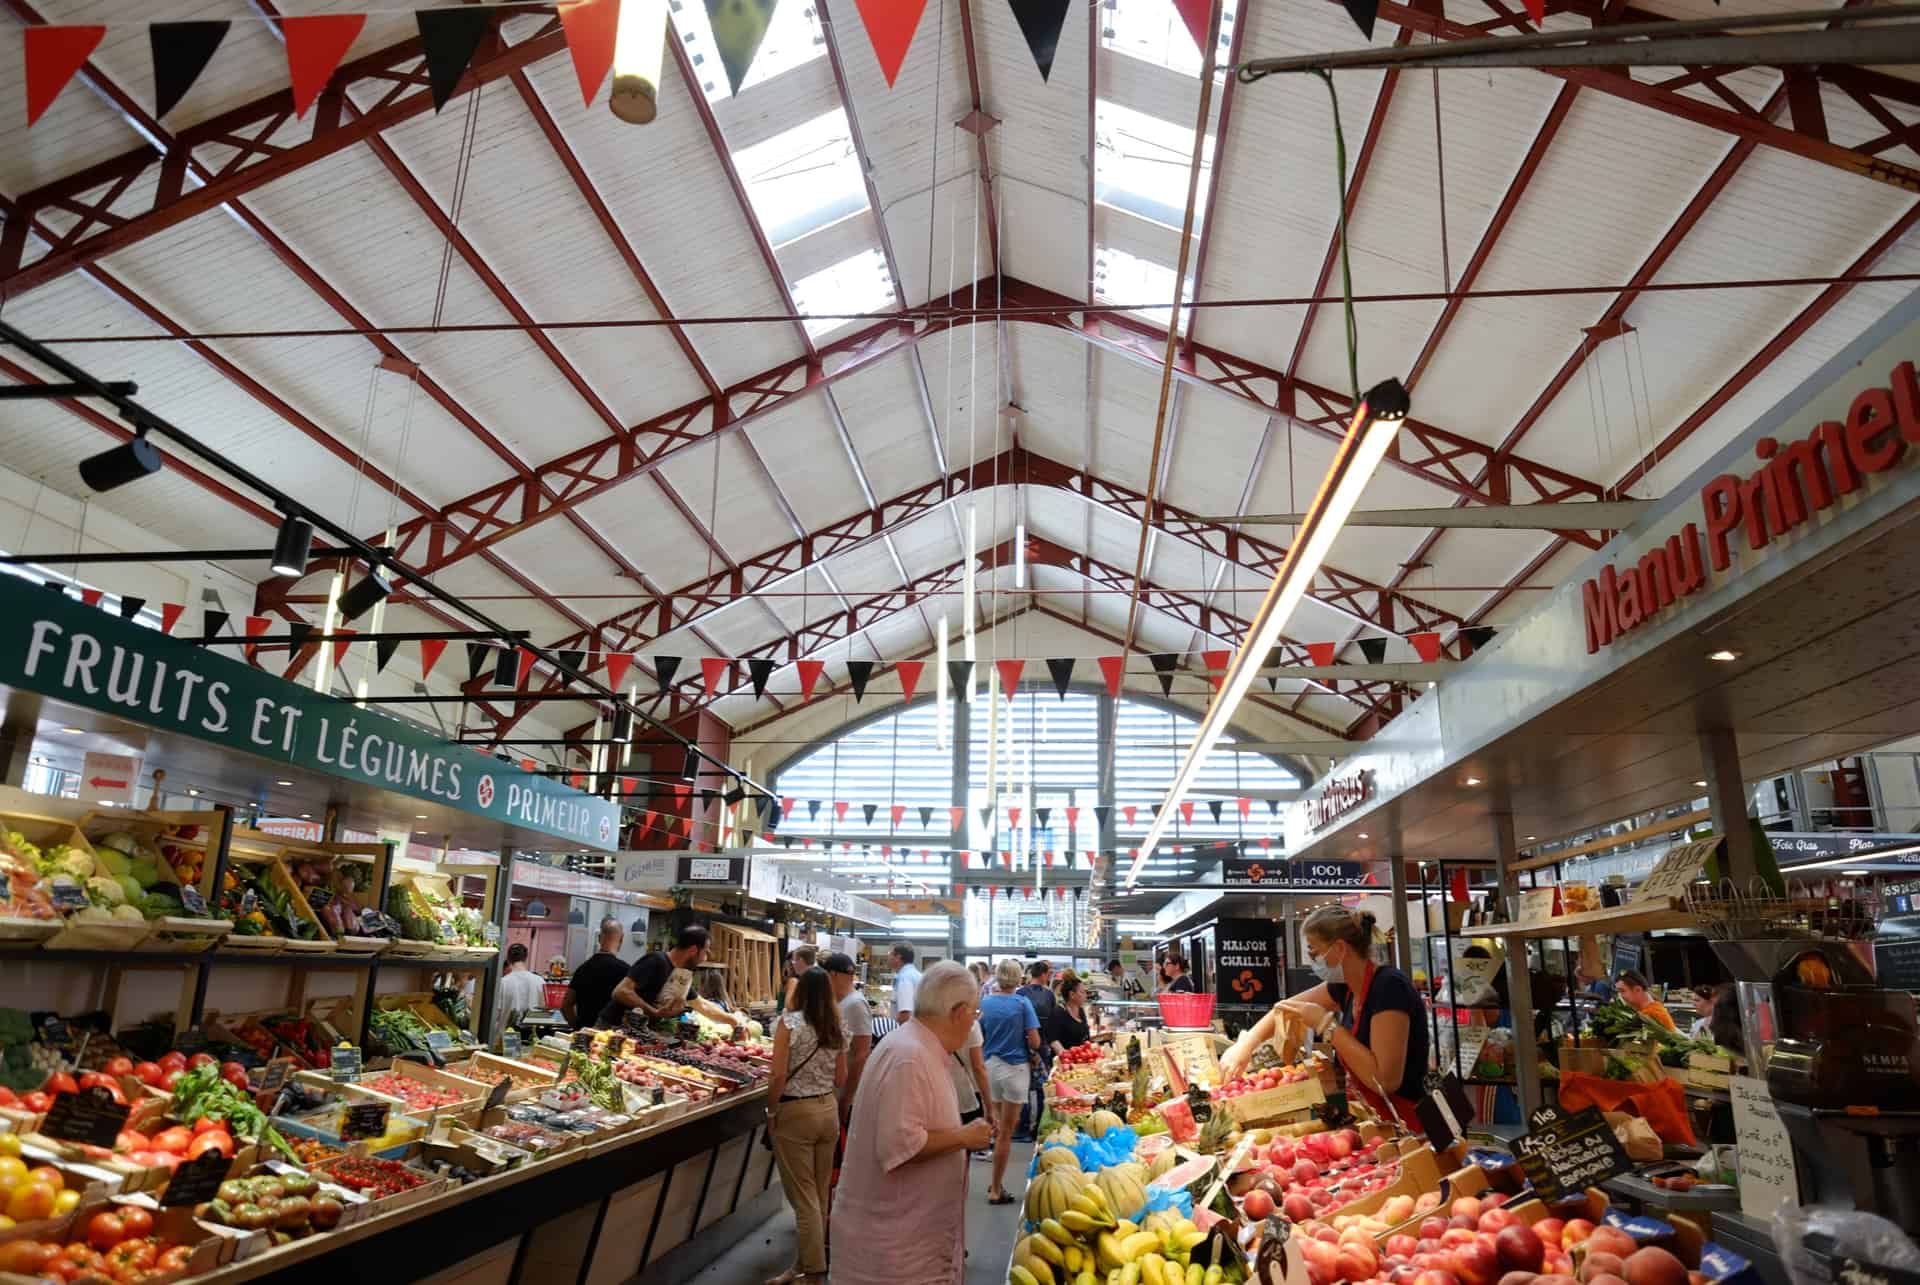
top-left (1245, 1189), bottom-right (1276, 1219)
top-left (1623, 1247), bottom-right (1690, 1285)
top-left (1579, 1254), bottom-right (1627, 1283)
top-left (1532, 1219), bottom-right (1565, 1250)
top-left (1388, 1235), bottom-right (1422, 1260)
top-left (1586, 1228), bottom-right (1639, 1261)
top-left (1560, 1220), bottom-right (1597, 1249)
top-left (1479, 1208), bottom-right (1520, 1234)
top-left (1452, 1197), bottom-right (1484, 1220)
top-left (1420, 1217), bottom-right (1450, 1241)
top-left (1494, 1225), bottom-right (1547, 1275)
top-left (1455, 1240), bottom-right (1503, 1285)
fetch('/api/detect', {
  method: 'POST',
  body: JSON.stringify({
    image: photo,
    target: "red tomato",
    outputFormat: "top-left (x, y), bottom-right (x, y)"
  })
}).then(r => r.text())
top-left (189, 1118), bottom-right (228, 1136)
top-left (126, 1151), bottom-right (164, 1168)
top-left (113, 1130), bottom-right (150, 1154)
top-left (185, 1131), bottom-right (233, 1160)
top-left (158, 1070), bottom-right (184, 1092)
top-left (149, 1127), bottom-right (192, 1155)
top-left (157, 1053), bottom-right (186, 1074)
top-left (21, 1091), bottom-right (51, 1113)
top-left (157, 1246), bottom-right (192, 1273)
top-left (144, 1152), bottom-right (180, 1172)
top-left (187, 1053), bottom-right (216, 1070)
top-left (105, 1237), bottom-right (155, 1279)
top-left (77, 1072), bottom-right (108, 1092)
top-left (0, 1085), bottom-right (17, 1106)
top-left (132, 1062), bottom-right (164, 1087)
top-left (220, 1066), bottom-right (249, 1091)
top-left (0, 1241), bottom-right (58, 1275)
top-left (45, 1071), bottom-right (77, 1096)
top-left (104, 1057), bottom-right (133, 1079)
top-left (86, 1212), bottom-right (125, 1252)
top-left (114, 1209), bottom-right (153, 1241)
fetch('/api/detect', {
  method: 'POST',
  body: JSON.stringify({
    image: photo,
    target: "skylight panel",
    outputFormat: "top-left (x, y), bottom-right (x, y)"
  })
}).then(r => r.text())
top-left (1100, 0), bottom-right (1239, 78)
top-left (733, 109), bottom-right (869, 247)
top-left (1094, 245), bottom-right (1195, 335)
top-left (1095, 99), bottom-right (1214, 230)
top-left (670, 0), bottom-right (828, 105)
top-left (791, 249), bottom-right (895, 338)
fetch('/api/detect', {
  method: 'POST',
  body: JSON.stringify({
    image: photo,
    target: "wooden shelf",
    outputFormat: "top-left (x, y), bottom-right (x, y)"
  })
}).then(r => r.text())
top-left (1470, 897), bottom-right (1696, 940)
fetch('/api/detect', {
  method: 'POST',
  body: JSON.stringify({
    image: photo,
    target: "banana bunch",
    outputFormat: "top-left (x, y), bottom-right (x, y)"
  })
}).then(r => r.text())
top-left (1011, 1203), bottom-right (1229, 1285)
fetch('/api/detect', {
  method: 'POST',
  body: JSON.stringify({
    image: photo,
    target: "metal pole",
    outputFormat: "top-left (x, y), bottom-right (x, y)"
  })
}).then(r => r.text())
top-left (1389, 855), bottom-right (1412, 974)
top-left (1490, 812), bottom-right (1541, 1111)
top-left (480, 848), bottom-right (515, 1043)
top-left (1698, 727), bottom-right (1757, 882)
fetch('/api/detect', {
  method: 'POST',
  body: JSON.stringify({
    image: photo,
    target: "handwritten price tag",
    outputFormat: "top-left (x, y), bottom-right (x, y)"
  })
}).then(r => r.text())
top-left (1728, 1074), bottom-right (1799, 1219)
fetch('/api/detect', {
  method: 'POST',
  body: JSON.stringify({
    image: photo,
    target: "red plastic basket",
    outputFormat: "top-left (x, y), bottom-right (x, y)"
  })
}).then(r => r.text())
top-left (542, 982), bottom-right (571, 1008)
top-left (1156, 992), bottom-right (1216, 1029)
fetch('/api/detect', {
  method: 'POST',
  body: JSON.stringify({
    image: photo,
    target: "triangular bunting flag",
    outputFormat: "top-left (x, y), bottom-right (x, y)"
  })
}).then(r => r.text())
top-left (150, 22), bottom-right (230, 119)
top-left (653, 655), bottom-right (682, 695)
top-left (946, 659), bottom-right (974, 697)
top-left (555, 648), bottom-right (587, 675)
top-left (1007, 0), bottom-right (1072, 80)
top-left (1008, 807), bottom-right (1022, 830)
top-left (1171, 0), bottom-right (1212, 50)
top-left (466, 642), bottom-right (490, 682)
top-left (245, 616), bottom-right (270, 639)
top-left (1179, 800), bottom-right (1195, 825)
top-left (1065, 806), bottom-right (1079, 829)
top-left (1093, 804), bottom-right (1111, 832)
top-left (375, 636), bottom-right (400, 673)
top-left (702, 0), bottom-right (776, 94)
top-left (605, 652), bottom-right (634, 690)
top-left (1357, 637), bottom-right (1388, 664)
top-left (834, 801), bottom-right (849, 822)
top-left (850, 0), bottom-right (929, 87)
top-left (701, 657), bottom-right (727, 696)
top-left (846, 659), bottom-right (874, 703)
top-left (862, 803), bottom-right (878, 826)
top-left (419, 638), bottom-right (447, 681)
top-left (994, 658), bottom-right (1025, 694)
top-left (1410, 631), bottom-right (1443, 663)
top-left (1002, 851), bottom-right (1012, 868)
top-left (1202, 649), bottom-right (1230, 675)
top-left (782, 797), bottom-right (796, 818)
top-left (748, 656), bottom-right (775, 699)
top-left (287, 621), bottom-right (313, 652)
top-left (1207, 799), bottom-right (1224, 824)
top-left (1044, 657), bottom-right (1075, 700)
top-left (1123, 805), bottom-right (1137, 827)
top-left (118, 596), bottom-right (145, 621)
top-left (558, 0), bottom-right (619, 106)
top-left (283, 14), bottom-right (363, 118)
top-left (891, 805), bottom-right (905, 828)
top-left (895, 659), bottom-right (924, 703)
top-left (1044, 849), bottom-right (1054, 866)
top-left (517, 647), bottom-right (538, 688)
top-left (917, 806), bottom-right (932, 829)
top-left (1098, 655), bottom-right (1125, 699)
top-left (1463, 625), bottom-right (1497, 653)
top-left (1036, 808), bottom-right (1051, 829)
top-left (332, 629), bottom-right (356, 670)
top-left (949, 807), bottom-right (965, 832)
top-left (1267, 798), bottom-right (1281, 817)
top-left (415, 8), bottom-right (494, 113)
top-left (1307, 641), bottom-right (1337, 667)
top-left (160, 602), bottom-right (184, 635)
top-left (1237, 797), bottom-right (1252, 820)
top-left (80, 588), bottom-right (103, 608)
top-left (41, 582), bottom-right (65, 595)
top-left (1149, 653), bottom-right (1179, 697)
top-left (24, 25), bottom-right (105, 127)
top-left (808, 800), bottom-right (822, 820)
top-left (797, 659), bottom-right (826, 699)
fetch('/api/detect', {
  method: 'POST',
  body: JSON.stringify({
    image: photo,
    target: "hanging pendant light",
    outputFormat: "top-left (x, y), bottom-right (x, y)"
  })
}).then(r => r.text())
top-left (610, 0), bottom-right (667, 124)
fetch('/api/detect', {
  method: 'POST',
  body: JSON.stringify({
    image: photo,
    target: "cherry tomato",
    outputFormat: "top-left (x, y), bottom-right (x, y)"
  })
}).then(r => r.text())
top-left (104, 1057), bottom-right (133, 1079)
top-left (189, 1118), bottom-right (228, 1137)
top-left (45, 1072), bottom-right (77, 1096)
top-left (185, 1132), bottom-right (233, 1161)
top-left (115, 1209), bottom-right (152, 1241)
top-left (157, 1053), bottom-right (186, 1074)
top-left (131, 1063), bottom-right (164, 1088)
top-left (86, 1211), bottom-right (125, 1251)
top-left (187, 1053), bottom-right (216, 1070)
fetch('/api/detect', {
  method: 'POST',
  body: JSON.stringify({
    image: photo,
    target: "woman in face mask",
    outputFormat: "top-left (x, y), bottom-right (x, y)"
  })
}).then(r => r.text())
top-left (1219, 906), bottom-right (1430, 1131)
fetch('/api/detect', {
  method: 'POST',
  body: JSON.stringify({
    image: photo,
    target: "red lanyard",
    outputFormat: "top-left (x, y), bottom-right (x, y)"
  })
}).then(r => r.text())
top-left (1345, 962), bottom-right (1378, 1027)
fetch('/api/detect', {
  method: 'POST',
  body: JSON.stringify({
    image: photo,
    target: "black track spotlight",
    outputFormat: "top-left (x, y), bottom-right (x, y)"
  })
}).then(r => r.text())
top-left (611, 708), bottom-right (634, 742)
top-left (270, 514), bottom-right (315, 577)
top-left (680, 751), bottom-right (699, 782)
top-left (78, 432), bottom-right (162, 493)
top-left (338, 565), bottom-right (392, 621)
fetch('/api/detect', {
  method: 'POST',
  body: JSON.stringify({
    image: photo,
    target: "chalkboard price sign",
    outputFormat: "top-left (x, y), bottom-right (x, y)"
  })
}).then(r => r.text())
top-left (160, 1152), bottom-right (233, 1207)
top-left (1515, 1105), bottom-right (1632, 1202)
top-left (486, 1076), bottom-right (512, 1111)
top-left (501, 1031), bottom-right (523, 1058)
top-left (330, 1044), bottom-right (362, 1083)
top-left (1126, 1037), bottom-right (1142, 1073)
top-left (41, 1086), bottom-right (129, 1148)
top-left (340, 1100), bottom-right (390, 1141)
top-left (571, 1029), bottom-right (594, 1053)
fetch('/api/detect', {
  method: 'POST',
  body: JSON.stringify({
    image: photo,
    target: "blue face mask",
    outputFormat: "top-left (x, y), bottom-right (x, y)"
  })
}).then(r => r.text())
top-left (1309, 945), bottom-right (1343, 982)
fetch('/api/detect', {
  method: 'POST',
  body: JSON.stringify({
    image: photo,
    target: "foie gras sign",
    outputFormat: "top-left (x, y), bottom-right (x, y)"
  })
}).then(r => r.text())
top-left (1583, 359), bottom-right (1920, 653)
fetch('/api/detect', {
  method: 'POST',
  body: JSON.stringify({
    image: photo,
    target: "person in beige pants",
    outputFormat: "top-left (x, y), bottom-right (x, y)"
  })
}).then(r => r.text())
top-left (766, 966), bottom-right (847, 1285)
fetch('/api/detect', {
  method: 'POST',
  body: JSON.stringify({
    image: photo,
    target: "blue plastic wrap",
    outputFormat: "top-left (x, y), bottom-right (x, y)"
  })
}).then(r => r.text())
top-left (1142, 1181), bottom-right (1195, 1220)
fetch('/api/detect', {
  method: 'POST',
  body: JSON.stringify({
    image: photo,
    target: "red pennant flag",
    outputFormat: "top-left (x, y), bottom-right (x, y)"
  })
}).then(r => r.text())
top-left (522, 758), bottom-right (538, 771)
top-left (557, 0), bottom-right (619, 107)
top-left (25, 25), bottom-right (105, 127)
top-left (1307, 641), bottom-right (1336, 667)
top-left (850, 0), bottom-right (928, 86)
top-left (1202, 649), bottom-right (1229, 673)
top-left (782, 797), bottom-right (796, 818)
top-left (700, 656), bottom-right (727, 696)
top-left (797, 659), bottom-right (825, 699)
top-left (1237, 797), bottom-right (1252, 820)
top-left (244, 615), bottom-right (269, 638)
top-left (1171, 0), bottom-right (1211, 51)
top-left (1066, 806), bottom-right (1079, 827)
top-left (881, 846), bottom-right (891, 857)
top-left (802, 837), bottom-right (813, 849)
top-left (949, 806), bottom-right (965, 832)
top-left (1450, 868), bottom-right (1470, 904)
top-left (418, 638), bottom-right (448, 681)
top-left (1009, 806), bottom-right (1022, 829)
top-left (1179, 800), bottom-right (1195, 825)
top-left (1044, 850), bottom-right (1054, 867)
top-left (1098, 655), bottom-right (1125, 699)
top-left (159, 602), bottom-right (185, 635)
top-left (995, 658), bottom-right (1026, 694)
top-left (921, 850), bottom-right (931, 862)
top-left (79, 588), bottom-right (103, 608)
top-left (834, 801), bottom-right (849, 822)
top-left (680, 814), bottom-right (693, 836)
top-left (1024, 886), bottom-right (1032, 900)
top-left (332, 628), bottom-right (356, 669)
top-left (1002, 851), bottom-right (1012, 868)
top-left (1410, 631), bottom-right (1443, 663)
top-left (1123, 805), bottom-right (1137, 827)
top-left (896, 659), bottom-right (924, 702)
top-left (891, 805), bottom-right (905, 827)
top-left (283, 14), bottom-right (363, 117)
top-left (604, 652), bottom-right (634, 690)
top-left (515, 647), bottom-right (538, 688)
top-left (987, 885), bottom-right (996, 900)
top-left (569, 772), bottom-right (584, 790)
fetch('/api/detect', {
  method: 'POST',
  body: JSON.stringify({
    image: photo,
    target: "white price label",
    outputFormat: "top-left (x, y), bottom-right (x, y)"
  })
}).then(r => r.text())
top-left (1728, 1074), bottom-right (1799, 1220)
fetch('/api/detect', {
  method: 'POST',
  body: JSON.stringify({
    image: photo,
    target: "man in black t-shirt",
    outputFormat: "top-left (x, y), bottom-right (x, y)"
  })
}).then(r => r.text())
top-left (564, 918), bottom-right (628, 1030)
top-left (597, 924), bottom-right (745, 1030)
top-left (1018, 960), bottom-right (1057, 1028)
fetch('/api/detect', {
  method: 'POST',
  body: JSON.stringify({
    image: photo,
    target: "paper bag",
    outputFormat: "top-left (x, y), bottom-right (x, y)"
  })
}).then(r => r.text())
top-left (1606, 1110), bottom-right (1664, 1162)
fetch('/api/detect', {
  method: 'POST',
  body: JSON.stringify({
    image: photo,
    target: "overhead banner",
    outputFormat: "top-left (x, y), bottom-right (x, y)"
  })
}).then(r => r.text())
top-left (1222, 856), bottom-right (1380, 889)
top-left (615, 851), bottom-right (748, 891)
top-left (0, 577), bottom-right (620, 849)
top-left (747, 856), bottom-right (893, 927)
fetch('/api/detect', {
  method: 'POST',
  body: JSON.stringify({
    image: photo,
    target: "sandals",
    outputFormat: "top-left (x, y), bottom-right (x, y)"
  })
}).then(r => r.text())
top-left (766, 1271), bottom-right (799, 1285)
top-left (987, 1189), bottom-right (1017, 1205)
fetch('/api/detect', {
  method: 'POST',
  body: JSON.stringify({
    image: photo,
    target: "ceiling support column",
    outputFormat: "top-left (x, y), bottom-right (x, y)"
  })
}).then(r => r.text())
top-left (1389, 858), bottom-right (1413, 976)
top-left (1096, 689), bottom-right (1119, 901)
top-left (1489, 809), bottom-right (1542, 1112)
top-left (1698, 726), bottom-right (1758, 882)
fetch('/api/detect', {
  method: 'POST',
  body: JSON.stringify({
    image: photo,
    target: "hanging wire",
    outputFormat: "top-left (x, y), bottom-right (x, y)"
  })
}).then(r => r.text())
top-left (1311, 69), bottom-right (1362, 404)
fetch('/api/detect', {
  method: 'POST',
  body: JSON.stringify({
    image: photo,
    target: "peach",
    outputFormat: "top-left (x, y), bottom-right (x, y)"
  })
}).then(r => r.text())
top-left (1479, 1208), bottom-right (1520, 1235)
top-left (1495, 1225), bottom-right (1547, 1275)
top-left (1623, 1247), bottom-right (1689, 1285)
top-left (1559, 1220), bottom-right (1597, 1249)
top-left (1499, 1274), bottom-right (1540, 1285)
top-left (1417, 1192), bottom-right (1445, 1214)
top-left (1532, 1218), bottom-right (1565, 1250)
top-left (1453, 1197), bottom-right (1485, 1220)
top-left (1578, 1252), bottom-right (1627, 1283)
top-left (1586, 1228), bottom-right (1639, 1261)
top-left (1387, 1235), bottom-right (1422, 1260)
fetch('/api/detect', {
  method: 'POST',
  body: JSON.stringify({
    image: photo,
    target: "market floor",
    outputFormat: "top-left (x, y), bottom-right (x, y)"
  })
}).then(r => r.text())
top-left (686, 1143), bottom-right (1035, 1285)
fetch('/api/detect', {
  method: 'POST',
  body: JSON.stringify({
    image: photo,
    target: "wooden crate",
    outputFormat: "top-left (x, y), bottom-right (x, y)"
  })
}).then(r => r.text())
top-left (710, 923), bottom-right (779, 1005)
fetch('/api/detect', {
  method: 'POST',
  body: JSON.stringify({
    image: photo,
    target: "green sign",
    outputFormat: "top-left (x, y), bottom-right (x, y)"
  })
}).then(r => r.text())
top-left (0, 579), bottom-right (620, 849)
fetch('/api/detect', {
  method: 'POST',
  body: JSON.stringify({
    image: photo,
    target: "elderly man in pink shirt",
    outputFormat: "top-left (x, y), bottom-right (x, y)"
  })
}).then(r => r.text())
top-left (830, 960), bottom-right (992, 1285)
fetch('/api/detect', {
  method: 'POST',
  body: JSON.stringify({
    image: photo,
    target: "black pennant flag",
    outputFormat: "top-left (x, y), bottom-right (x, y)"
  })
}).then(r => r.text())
top-left (748, 656), bottom-right (776, 699)
top-left (151, 22), bottom-right (230, 118)
top-left (1093, 804), bottom-right (1112, 832)
top-left (1046, 657), bottom-right (1075, 700)
top-left (1008, 0), bottom-right (1073, 80)
top-left (1208, 800), bottom-right (1224, 824)
top-left (1358, 637), bottom-right (1388, 664)
top-left (1463, 625), bottom-right (1498, 653)
top-left (703, 0), bottom-right (777, 94)
top-left (287, 621), bottom-right (314, 652)
top-left (653, 655), bottom-right (682, 695)
top-left (555, 648), bottom-right (587, 675)
top-left (1265, 645), bottom-right (1284, 693)
top-left (846, 659), bottom-right (875, 704)
top-left (756, 795), bottom-right (776, 819)
top-left (119, 596), bottom-right (146, 621)
top-left (375, 636), bottom-right (401, 673)
top-left (918, 806), bottom-right (933, 829)
top-left (1341, 0), bottom-right (1380, 39)
top-left (466, 642), bottom-right (490, 681)
top-left (862, 803), bottom-right (878, 826)
top-left (203, 609), bottom-right (230, 642)
top-left (40, 581), bottom-right (65, 595)
top-left (1267, 798), bottom-right (1282, 817)
top-left (1036, 807), bottom-right (1052, 830)
top-left (1149, 653), bottom-right (1179, 697)
top-left (698, 788), bottom-right (720, 809)
top-left (808, 800), bottom-right (822, 820)
top-left (415, 8), bottom-right (494, 112)
top-left (946, 659), bottom-right (974, 696)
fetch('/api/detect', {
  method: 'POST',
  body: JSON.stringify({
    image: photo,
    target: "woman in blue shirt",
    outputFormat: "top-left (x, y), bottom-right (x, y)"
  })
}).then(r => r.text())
top-left (979, 958), bottom-right (1039, 1206)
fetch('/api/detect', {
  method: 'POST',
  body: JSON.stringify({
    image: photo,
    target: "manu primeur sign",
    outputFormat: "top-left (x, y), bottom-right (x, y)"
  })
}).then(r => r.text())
top-left (1583, 359), bottom-right (1920, 654)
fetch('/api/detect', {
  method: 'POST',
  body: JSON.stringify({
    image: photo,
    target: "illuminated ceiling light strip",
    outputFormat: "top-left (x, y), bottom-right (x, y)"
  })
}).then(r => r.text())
top-left (1126, 379), bottom-right (1409, 889)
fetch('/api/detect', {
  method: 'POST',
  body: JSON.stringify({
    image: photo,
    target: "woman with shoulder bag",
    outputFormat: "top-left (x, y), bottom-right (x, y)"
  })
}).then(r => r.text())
top-left (765, 966), bottom-right (847, 1285)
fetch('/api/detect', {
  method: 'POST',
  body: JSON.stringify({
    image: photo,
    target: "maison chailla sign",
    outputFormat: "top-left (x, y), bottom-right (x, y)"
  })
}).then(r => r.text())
top-left (0, 577), bottom-right (620, 848)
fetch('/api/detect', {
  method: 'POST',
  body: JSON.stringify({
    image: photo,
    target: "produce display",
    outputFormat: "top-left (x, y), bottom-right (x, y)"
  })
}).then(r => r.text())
top-left (316, 1157), bottom-right (428, 1200)
top-left (386, 880), bottom-right (490, 948)
top-left (0, 1136), bottom-right (87, 1223)
top-left (0, 1207), bottom-right (205, 1282)
top-left (286, 859), bottom-right (382, 941)
top-left (193, 1171), bottom-right (344, 1240)
top-left (359, 1072), bottom-right (467, 1112)
top-left (168, 1063), bottom-right (297, 1163)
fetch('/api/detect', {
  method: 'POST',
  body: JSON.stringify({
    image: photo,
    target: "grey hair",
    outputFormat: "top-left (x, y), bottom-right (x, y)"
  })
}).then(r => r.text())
top-left (994, 958), bottom-right (1024, 991)
top-left (914, 960), bottom-right (977, 1018)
